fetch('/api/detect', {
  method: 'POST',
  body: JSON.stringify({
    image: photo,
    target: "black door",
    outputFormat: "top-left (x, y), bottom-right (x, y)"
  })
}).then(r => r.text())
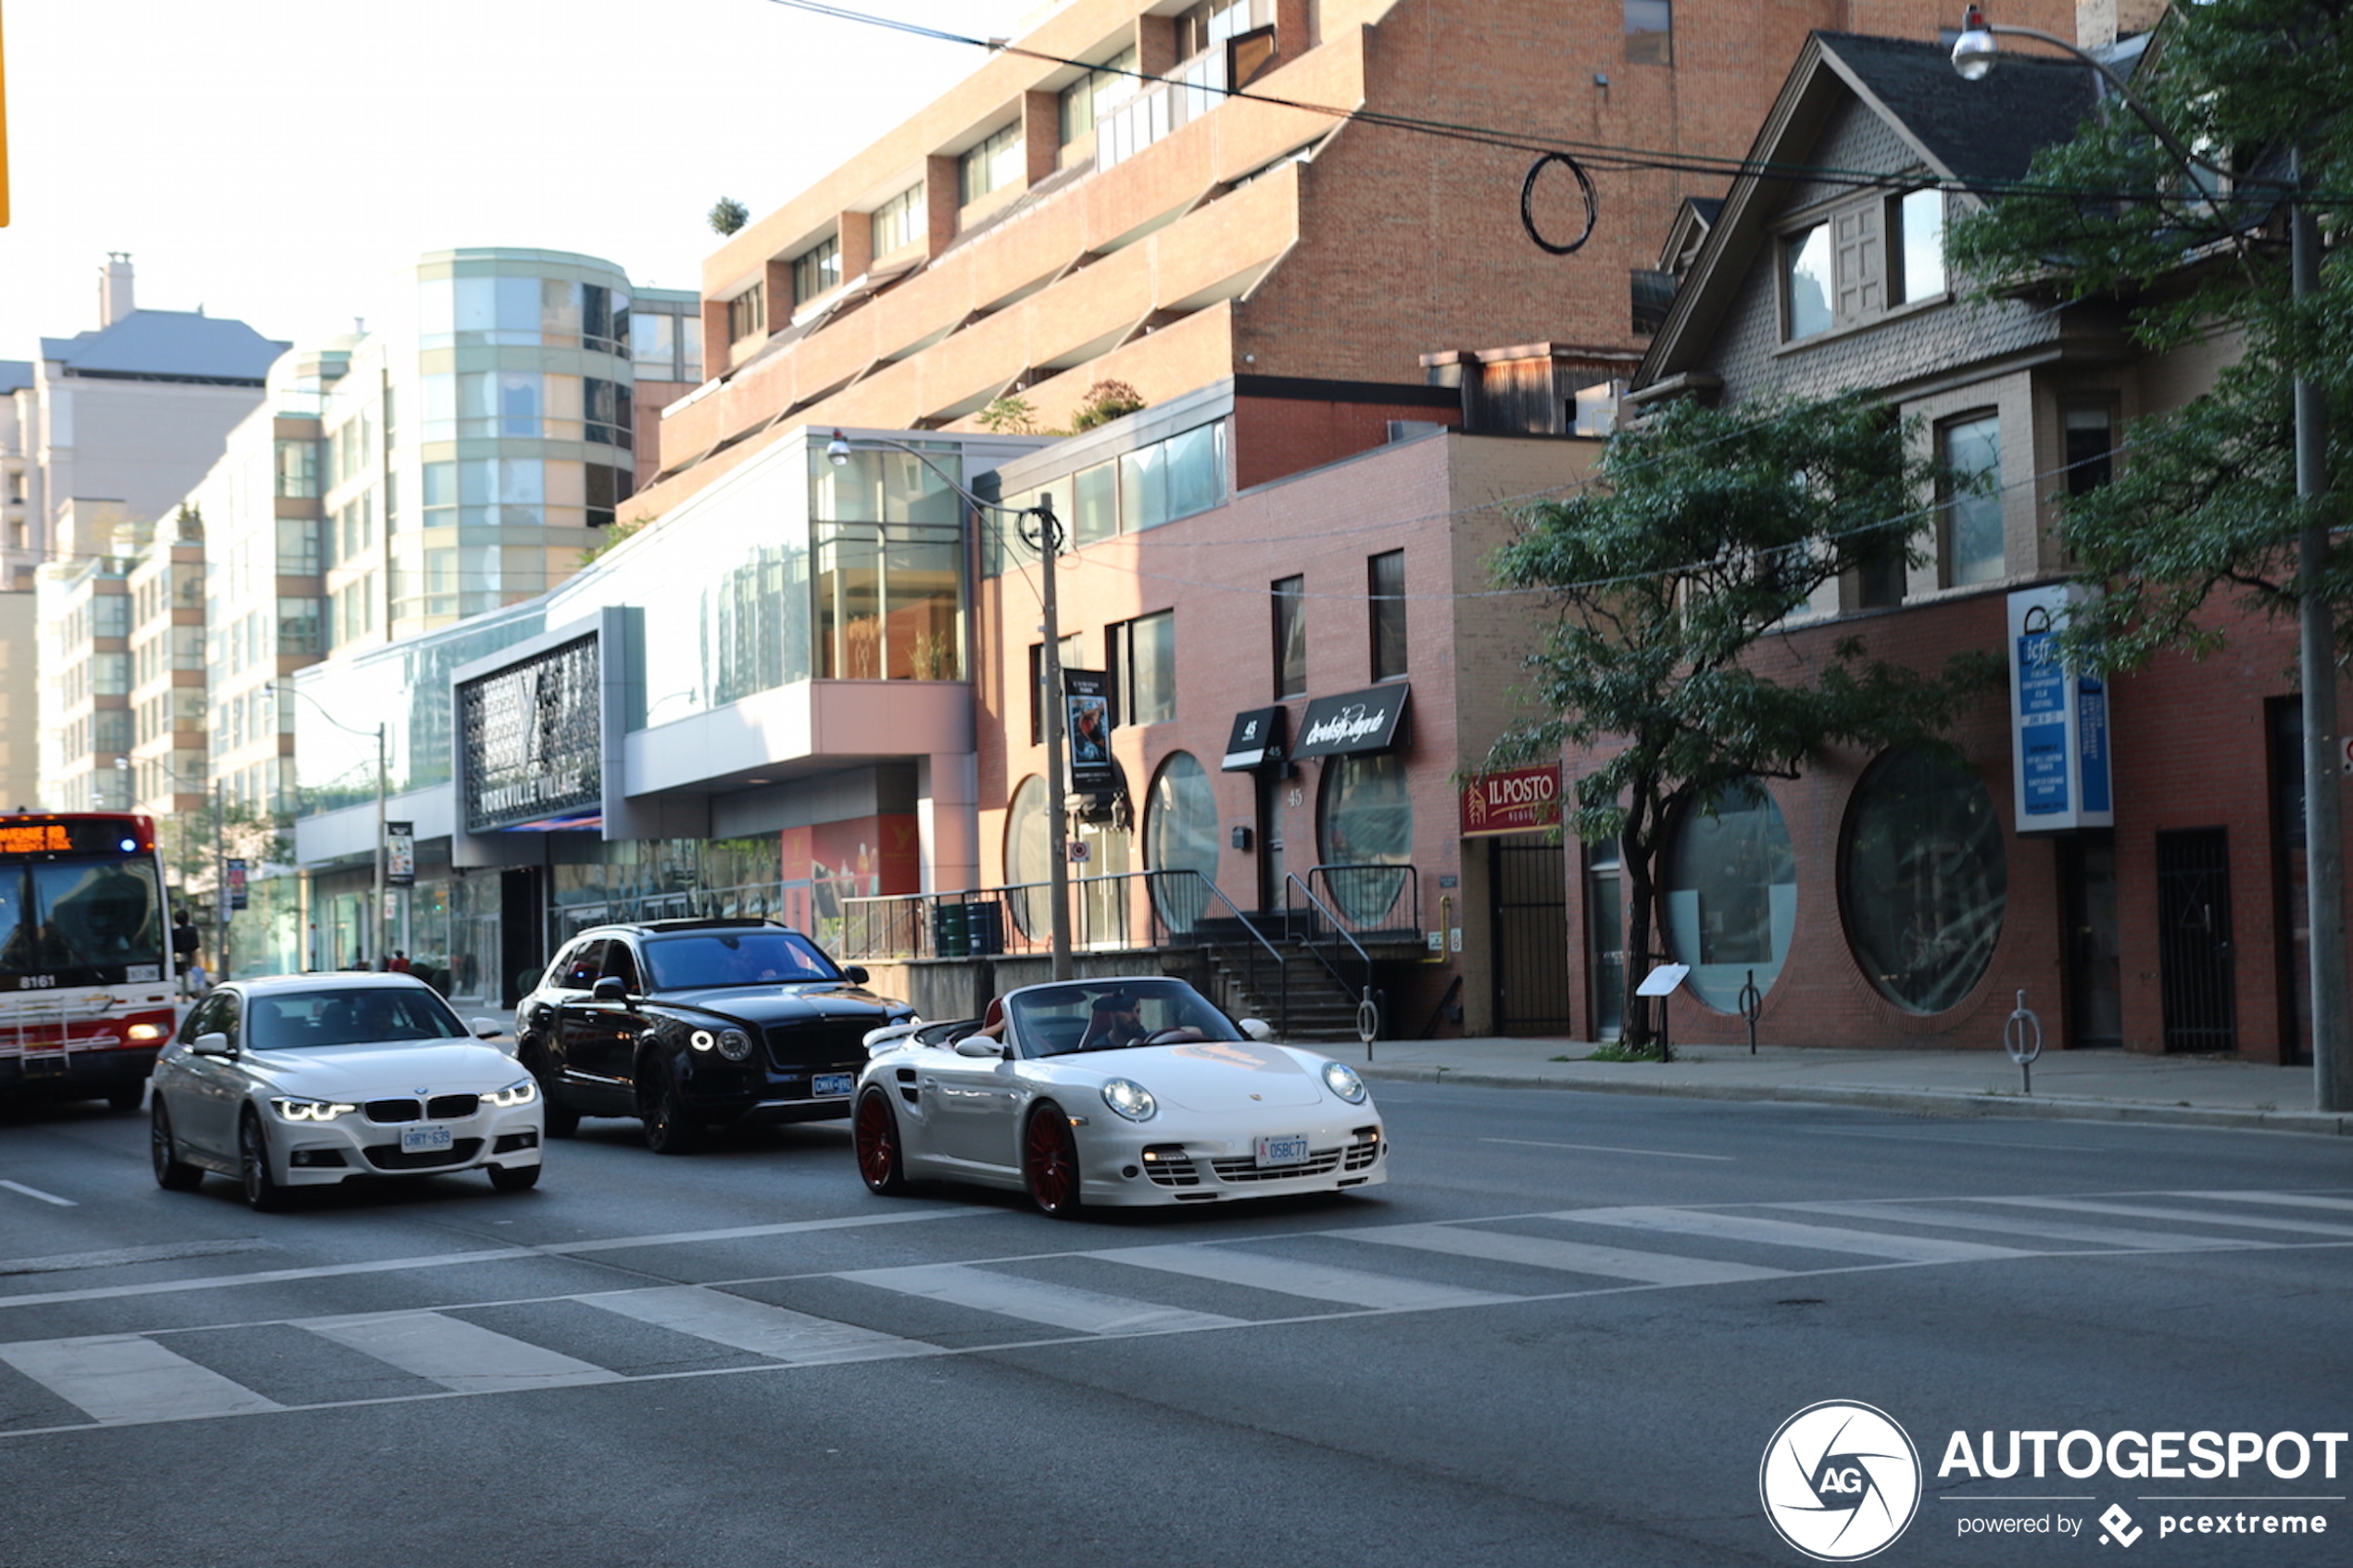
top-left (2155, 827), bottom-right (2236, 1053)
top-left (2060, 834), bottom-right (2122, 1048)
top-left (1491, 834), bottom-right (1573, 1035)
top-left (498, 866), bottom-right (546, 1008)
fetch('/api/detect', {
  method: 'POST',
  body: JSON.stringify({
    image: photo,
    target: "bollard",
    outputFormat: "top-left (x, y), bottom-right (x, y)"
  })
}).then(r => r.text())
top-left (2002, 987), bottom-right (2044, 1095)
top-left (1739, 968), bottom-right (1762, 1055)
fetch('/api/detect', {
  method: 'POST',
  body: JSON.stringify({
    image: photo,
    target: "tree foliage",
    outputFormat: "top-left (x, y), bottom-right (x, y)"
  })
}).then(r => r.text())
top-left (1485, 392), bottom-right (1995, 1047)
top-left (1944, 0), bottom-right (2353, 669)
top-left (708, 196), bottom-right (750, 237)
top-left (1067, 379), bottom-right (1147, 433)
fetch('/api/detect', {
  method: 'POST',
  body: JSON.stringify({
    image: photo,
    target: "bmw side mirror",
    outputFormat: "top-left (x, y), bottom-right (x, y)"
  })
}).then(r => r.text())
top-left (845, 965), bottom-right (871, 985)
top-left (1239, 1018), bottom-right (1276, 1042)
top-left (591, 976), bottom-right (629, 1004)
top-left (193, 1032), bottom-right (233, 1057)
top-left (471, 1017), bottom-right (503, 1040)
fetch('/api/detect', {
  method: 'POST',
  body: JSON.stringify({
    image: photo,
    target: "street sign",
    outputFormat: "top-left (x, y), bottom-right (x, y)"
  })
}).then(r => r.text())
top-left (225, 859), bottom-right (248, 911)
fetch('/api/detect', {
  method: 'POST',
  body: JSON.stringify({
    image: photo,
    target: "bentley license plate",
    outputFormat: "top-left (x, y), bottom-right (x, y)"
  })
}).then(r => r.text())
top-left (1254, 1134), bottom-right (1311, 1168)
top-left (812, 1073), bottom-right (855, 1098)
top-left (401, 1124), bottom-right (454, 1155)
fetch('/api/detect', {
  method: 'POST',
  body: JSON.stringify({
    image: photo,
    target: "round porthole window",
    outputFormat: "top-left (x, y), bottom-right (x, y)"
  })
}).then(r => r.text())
top-left (1840, 749), bottom-right (2007, 1013)
top-left (1146, 752), bottom-right (1220, 935)
top-left (1316, 752), bottom-right (1414, 927)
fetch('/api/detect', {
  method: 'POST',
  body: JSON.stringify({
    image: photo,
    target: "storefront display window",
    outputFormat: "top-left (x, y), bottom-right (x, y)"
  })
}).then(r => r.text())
top-left (1663, 780), bottom-right (1795, 1011)
top-left (1146, 751), bottom-right (1220, 935)
top-left (1004, 774), bottom-right (1051, 938)
top-left (1841, 749), bottom-right (2007, 1013)
top-left (1317, 752), bottom-right (1413, 926)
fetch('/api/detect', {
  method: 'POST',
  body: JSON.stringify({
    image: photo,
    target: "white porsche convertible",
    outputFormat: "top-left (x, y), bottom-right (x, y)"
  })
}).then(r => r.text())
top-left (853, 976), bottom-right (1385, 1216)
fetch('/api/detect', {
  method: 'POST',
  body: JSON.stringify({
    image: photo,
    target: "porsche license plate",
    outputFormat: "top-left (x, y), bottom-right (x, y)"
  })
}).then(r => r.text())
top-left (812, 1073), bottom-right (855, 1098)
top-left (400, 1124), bottom-right (454, 1155)
top-left (1254, 1134), bottom-right (1311, 1168)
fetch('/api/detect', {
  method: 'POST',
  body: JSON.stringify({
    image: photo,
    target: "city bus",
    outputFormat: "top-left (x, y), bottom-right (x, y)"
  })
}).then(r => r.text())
top-left (0, 811), bottom-right (180, 1110)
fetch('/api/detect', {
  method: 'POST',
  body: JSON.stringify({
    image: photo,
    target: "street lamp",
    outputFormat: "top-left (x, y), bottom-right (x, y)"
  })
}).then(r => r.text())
top-left (121, 753), bottom-right (227, 989)
top-left (1954, 8), bottom-right (2347, 1111)
top-left (266, 681), bottom-right (389, 973)
top-left (825, 429), bottom-right (1075, 980)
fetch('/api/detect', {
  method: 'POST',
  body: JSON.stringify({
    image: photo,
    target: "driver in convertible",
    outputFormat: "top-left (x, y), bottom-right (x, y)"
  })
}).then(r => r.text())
top-left (1076, 990), bottom-right (1150, 1050)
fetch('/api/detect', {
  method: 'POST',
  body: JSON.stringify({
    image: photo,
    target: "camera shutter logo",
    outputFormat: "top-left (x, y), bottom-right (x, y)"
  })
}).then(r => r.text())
top-left (1759, 1400), bottom-right (1921, 1561)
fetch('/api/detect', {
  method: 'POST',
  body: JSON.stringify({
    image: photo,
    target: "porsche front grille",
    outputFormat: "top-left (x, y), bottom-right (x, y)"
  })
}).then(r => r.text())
top-left (1210, 1148), bottom-right (1343, 1183)
top-left (1140, 1144), bottom-right (1198, 1186)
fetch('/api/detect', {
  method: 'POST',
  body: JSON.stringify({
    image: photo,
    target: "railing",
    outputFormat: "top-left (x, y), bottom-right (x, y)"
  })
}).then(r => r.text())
top-left (1302, 862), bottom-right (1421, 942)
top-left (1284, 872), bottom-right (1379, 1039)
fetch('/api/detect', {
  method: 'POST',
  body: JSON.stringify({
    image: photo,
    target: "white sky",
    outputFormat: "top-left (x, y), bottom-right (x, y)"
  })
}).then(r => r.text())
top-left (1, 0), bottom-right (1033, 354)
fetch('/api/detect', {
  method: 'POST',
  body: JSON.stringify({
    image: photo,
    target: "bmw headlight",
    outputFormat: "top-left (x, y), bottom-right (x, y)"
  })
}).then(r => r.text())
top-left (483, 1077), bottom-right (538, 1109)
top-left (717, 1028), bottom-right (754, 1062)
top-left (1320, 1060), bottom-right (1368, 1104)
top-left (271, 1096), bottom-right (359, 1123)
top-left (1101, 1078), bottom-right (1158, 1123)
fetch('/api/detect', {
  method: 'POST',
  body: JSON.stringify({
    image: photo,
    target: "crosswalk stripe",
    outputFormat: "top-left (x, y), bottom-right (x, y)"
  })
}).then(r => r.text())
top-left (1550, 1207), bottom-right (2032, 1262)
top-left (0, 1335), bottom-right (282, 1424)
top-left (1778, 1201), bottom-right (2266, 1252)
top-left (1096, 1244), bottom-right (1521, 1310)
top-left (1973, 1197), bottom-right (2353, 1239)
top-left (2171, 1191), bottom-right (2353, 1214)
top-left (839, 1263), bottom-right (1247, 1335)
top-left (1342, 1223), bottom-right (1789, 1286)
top-left (299, 1311), bottom-right (619, 1394)
top-left (579, 1286), bottom-right (925, 1364)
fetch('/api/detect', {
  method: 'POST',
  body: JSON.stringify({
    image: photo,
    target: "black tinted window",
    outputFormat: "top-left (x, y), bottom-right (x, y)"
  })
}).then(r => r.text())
top-left (641, 931), bottom-right (839, 989)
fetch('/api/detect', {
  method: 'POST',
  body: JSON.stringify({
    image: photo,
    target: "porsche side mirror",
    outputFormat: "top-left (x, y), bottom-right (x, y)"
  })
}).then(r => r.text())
top-left (471, 1017), bottom-right (503, 1040)
top-left (590, 976), bottom-right (629, 1004)
top-left (192, 1031), bottom-right (234, 1057)
top-left (845, 964), bottom-right (871, 985)
top-left (954, 1036), bottom-right (1009, 1059)
top-left (1239, 1017), bottom-right (1276, 1042)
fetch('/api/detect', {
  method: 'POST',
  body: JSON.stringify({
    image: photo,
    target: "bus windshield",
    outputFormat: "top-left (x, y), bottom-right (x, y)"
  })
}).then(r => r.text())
top-left (0, 860), bottom-right (168, 978)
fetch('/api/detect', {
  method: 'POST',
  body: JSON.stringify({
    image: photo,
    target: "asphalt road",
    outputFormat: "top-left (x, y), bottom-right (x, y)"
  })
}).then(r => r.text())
top-left (0, 1082), bottom-right (2347, 1567)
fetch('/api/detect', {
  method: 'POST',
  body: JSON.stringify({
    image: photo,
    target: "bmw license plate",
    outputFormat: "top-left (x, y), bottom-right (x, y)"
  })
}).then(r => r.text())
top-left (400, 1124), bottom-right (454, 1155)
top-left (1254, 1134), bottom-right (1311, 1168)
top-left (812, 1073), bottom-right (855, 1098)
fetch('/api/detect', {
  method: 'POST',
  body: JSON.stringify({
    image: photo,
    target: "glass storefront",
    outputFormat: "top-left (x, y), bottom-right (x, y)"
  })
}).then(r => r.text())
top-left (1146, 750), bottom-right (1220, 934)
top-left (1663, 780), bottom-right (1796, 1012)
top-left (1316, 751), bottom-right (1413, 926)
top-left (1841, 749), bottom-right (2007, 1013)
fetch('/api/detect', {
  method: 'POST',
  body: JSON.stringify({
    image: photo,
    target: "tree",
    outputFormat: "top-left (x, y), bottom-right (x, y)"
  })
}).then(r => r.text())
top-left (1484, 391), bottom-right (1995, 1051)
top-left (708, 196), bottom-right (750, 237)
top-left (1944, 0), bottom-right (2353, 668)
top-left (1067, 379), bottom-right (1146, 433)
top-left (976, 394), bottom-right (1041, 434)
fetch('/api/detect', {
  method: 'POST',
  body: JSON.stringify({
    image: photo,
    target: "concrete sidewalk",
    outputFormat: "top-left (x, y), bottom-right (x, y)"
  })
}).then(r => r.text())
top-left (1349, 1036), bottom-right (2353, 1136)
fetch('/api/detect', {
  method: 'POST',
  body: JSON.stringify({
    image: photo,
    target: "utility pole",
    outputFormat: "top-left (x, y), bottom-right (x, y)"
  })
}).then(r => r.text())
top-left (1028, 495), bottom-right (1075, 981)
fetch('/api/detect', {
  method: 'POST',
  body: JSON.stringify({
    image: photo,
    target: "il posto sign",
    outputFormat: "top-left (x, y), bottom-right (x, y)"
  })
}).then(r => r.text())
top-left (1461, 765), bottom-right (1562, 836)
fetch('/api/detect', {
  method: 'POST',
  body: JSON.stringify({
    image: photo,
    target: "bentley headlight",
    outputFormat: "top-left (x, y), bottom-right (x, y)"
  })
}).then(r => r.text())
top-left (1101, 1078), bottom-right (1158, 1123)
top-left (717, 1028), bottom-right (754, 1062)
top-left (689, 1029), bottom-right (716, 1052)
top-left (483, 1077), bottom-right (538, 1109)
top-left (271, 1096), bottom-right (359, 1123)
top-left (1320, 1060), bottom-right (1368, 1104)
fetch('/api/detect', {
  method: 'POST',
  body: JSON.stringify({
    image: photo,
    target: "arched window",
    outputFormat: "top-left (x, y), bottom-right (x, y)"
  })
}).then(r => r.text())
top-left (1146, 751), bottom-right (1220, 934)
top-left (1003, 775), bottom-right (1050, 938)
top-left (1662, 779), bottom-right (1795, 1011)
top-left (1841, 749), bottom-right (2007, 1013)
top-left (1316, 752), bottom-right (1413, 926)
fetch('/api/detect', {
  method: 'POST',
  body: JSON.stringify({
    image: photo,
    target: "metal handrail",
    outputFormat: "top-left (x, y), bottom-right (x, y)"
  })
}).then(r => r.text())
top-left (1283, 871), bottom-right (1378, 1037)
top-left (1150, 869), bottom-right (1291, 1033)
top-left (1303, 862), bottom-right (1421, 939)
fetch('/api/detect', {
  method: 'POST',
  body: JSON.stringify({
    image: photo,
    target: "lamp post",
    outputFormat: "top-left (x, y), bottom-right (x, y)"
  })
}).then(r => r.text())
top-left (826, 430), bottom-right (1074, 980)
top-left (1954, 9), bottom-right (2347, 1110)
top-left (266, 681), bottom-right (387, 972)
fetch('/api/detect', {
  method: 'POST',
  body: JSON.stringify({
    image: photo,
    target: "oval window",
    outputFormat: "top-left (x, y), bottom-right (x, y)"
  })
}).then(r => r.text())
top-left (1002, 774), bottom-right (1050, 938)
top-left (1146, 752), bottom-right (1221, 935)
top-left (1316, 752), bottom-right (1414, 927)
top-left (1662, 780), bottom-right (1795, 1012)
top-left (1840, 749), bottom-right (2007, 1013)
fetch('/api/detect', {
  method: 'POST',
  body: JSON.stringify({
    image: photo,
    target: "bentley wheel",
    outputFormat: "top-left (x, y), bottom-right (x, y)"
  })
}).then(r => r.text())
top-left (1023, 1103), bottom-right (1083, 1219)
top-left (488, 1163), bottom-right (541, 1193)
top-left (639, 1063), bottom-right (703, 1155)
top-left (238, 1110), bottom-right (287, 1211)
top-left (854, 1087), bottom-right (906, 1196)
top-left (150, 1100), bottom-right (203, 1192)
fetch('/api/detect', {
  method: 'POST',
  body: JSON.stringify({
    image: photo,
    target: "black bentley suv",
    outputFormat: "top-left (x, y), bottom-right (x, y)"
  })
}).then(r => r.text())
top-left (513, 919), bottom-right (914, 1153)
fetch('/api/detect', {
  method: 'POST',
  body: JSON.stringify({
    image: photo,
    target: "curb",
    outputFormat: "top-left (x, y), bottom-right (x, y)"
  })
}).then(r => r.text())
top-left (1355, 1064), bottom-right (2353, 1137)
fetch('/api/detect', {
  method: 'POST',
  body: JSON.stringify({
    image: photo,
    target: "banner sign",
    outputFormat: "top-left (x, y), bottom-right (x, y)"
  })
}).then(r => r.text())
top-left (1064, 669), bottom-right (1114, 793)
top-left (385, 822), bottom-right (416, 887)
top-left (225, 859), bottom-right (248, 911)
top-left (1291, 684), bottom-right (1410, 760)
top-left (1461, 764), bottom-right (1563, 836)
top-left (459, 633), bottom-right (602, 833)
top-left (2007, 584), bottom-right (2113, 833)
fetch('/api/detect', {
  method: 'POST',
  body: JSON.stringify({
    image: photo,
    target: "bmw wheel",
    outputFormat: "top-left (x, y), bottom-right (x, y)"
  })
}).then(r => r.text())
top-left (150, 1100), bottom-right (203, 1192)
top-left (853, 1086), bottom-right (906, 1196)
top-left (1023, 1102), bottom-right (1083, 1219)
top-left (238, 1110), bottom-right (287, 1212)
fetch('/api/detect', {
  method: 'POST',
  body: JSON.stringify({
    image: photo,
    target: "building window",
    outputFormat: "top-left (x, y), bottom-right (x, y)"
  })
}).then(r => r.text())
top-left (1840, 748), bottom-right (2007, 1014)
top-left (1625, 0), bottom-right (1671, 63)
top-left (278, 597), bottom-right (321, 656)
top-left (1112, 610), bottom-right (1176, 726)
top-left (1176, 0), bottom-right (1268, 57)
top-left (870, 183), bottom-right (927, 257)
top-left (960, 124), bottom-right (1023, 206)
top-left (1892, 188), bottom-right (1947, 304)
top-left (1003, 773), bottom-right (1051, 936)
top-left (1940, 412), bottom-right (2005, 585)
top-left (1572, 381), bottom-right (1624, 438)
top-left (94, 596), bottom-right (130, 640)
top-left (1118, 422), bottom-right (1224, 530)
top-left (1783, 224), bottom-right (1832, 340)
top-left (1073, 462), bottom-right (1117, 547)
top-left (1272, 576), bottom-right (1306, 699)
top-left (1317, 752), bottom-right (1413, 925)
top-left (791, 235), bottom-right (841, 307)
top-left (1663, 780), bottom-right (1795, 1011)
top-left (1369, 550), bottom-right (1407, 681)
top-left (275, 439), bottom-right (319, 499)
top-left (727, 283), bottom-right (766, 344)
top-left (2064, 406), bottom-right (2116, 497)
top-left (1146, 751), bottom-right (1221, 935)
top-left (1060, 49), bottom-right (1140, 144)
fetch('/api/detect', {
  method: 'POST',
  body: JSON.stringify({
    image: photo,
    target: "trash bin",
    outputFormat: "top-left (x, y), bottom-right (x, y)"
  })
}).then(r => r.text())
top-left (931, 900), bottom-right (970, 959)
top-left (965, 900), bottom-right (1004, 957)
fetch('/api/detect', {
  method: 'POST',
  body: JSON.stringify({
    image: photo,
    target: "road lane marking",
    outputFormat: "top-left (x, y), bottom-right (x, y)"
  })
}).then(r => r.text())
top-left (580, 1286), bottom-right (925, 1365)
top-left (1095, 1243), bottom-right (1521, 1310)
top-left (1975, 1196), bottom-right (2353, 1238)
top-left (0, 1334), bottom-right (282, 1424)
top-left (299, 1311), bottom-right (619, 1395)
top-left (0, 1181), bottom-right (75, 1207)
top-left (1553, 1206), bottom-right (2032, 1262)
top-left (1801, 1128), bottom-right (2106, 1152)
top-left (1342, 1223), bottom-right (1790, 1286)
top-left (1777, 1202), bottom-right (2268, 1252)
top-left (1478, 1137), bottom-right (1733, 1161)
top-left (2171, 1191), bottom-right (2353, 1213)
top-left (0, 1240), bottom-right (275, 1277)
top-left (838, 1262), bottom-right (1248, 1335)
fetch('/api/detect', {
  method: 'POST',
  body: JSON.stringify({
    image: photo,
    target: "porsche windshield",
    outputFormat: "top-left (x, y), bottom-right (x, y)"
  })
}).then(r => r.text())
top-left (245, 987), bottom-right (470, 1050)
top-left (642, 930), bottom-right (842, 990)
top-left (1009, 979), bottom-right (1242, 1057)
top-left (0, 859), bottom-right (166, 978)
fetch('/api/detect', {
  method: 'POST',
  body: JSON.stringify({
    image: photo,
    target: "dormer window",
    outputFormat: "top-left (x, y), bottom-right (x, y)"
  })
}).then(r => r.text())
top-left (1783, 224), bottom-right (1832, 339)
top-left (1891, 188), bottom-right (1947, 304)
top-left (1780, 182), bottom-right (1947, 343)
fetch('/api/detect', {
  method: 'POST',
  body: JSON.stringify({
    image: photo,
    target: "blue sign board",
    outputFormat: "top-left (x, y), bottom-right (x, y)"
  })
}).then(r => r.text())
top-left (2007, 586), bottom-right (2114, 833)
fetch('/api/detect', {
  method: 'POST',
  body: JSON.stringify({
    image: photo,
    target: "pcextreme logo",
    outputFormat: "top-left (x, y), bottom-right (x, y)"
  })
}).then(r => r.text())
top-left (1761, 1400), bottom-right (1924, 1562)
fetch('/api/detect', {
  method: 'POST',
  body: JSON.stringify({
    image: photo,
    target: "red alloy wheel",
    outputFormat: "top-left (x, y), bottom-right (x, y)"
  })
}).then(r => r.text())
top-left (854, 1088), bottom-right (904, 1195)
top-left (1024, 1105), bottom-right (1081, 1218)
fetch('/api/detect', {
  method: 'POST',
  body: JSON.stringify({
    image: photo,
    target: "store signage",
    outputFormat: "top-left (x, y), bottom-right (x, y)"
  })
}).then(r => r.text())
top-left (1461, 764), bottom-right (1563, 836)
top-left (1063, 669), bottom-right (1114, 793)
top-left (1222, 706), bottom-right (1289, 771)
top-left (385, 822), bottom-right (415, 887)
top-left (460, 633), bottom-right (603, 834)
top-left (2007, 585), bottom-right (2112, 833)
top-left (1291, 684), bottom-right (1410, 759)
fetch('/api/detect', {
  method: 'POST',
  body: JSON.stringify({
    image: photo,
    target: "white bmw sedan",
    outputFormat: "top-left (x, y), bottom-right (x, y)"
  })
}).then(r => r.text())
top-left (150, 973), bottom-right (544, 1210)
top-left (853, 976), bottom-right (1385, 1216)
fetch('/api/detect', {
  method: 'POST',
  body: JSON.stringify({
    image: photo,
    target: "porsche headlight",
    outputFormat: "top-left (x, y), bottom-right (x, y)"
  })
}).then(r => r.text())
top-left (271, 1096), bottom-right (359, 1123)
top-left (483, 1077), bottom-right (538, 1109)
top-left (1101, 1078), bottom-right (1158, 1123)
top-left (688, 1029), bottom-right (716, 1052)
top-left (717, 1028), bottom-right (754, 1062)
top-left (1320, 1060), bottom-right (1368, 1104)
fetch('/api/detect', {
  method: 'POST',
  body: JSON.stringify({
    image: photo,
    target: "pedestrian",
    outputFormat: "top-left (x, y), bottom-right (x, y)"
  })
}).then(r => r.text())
top-left (170, 909), bottom-right (205, 996)
top-left (388, 949), bottom-right (410, 974)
